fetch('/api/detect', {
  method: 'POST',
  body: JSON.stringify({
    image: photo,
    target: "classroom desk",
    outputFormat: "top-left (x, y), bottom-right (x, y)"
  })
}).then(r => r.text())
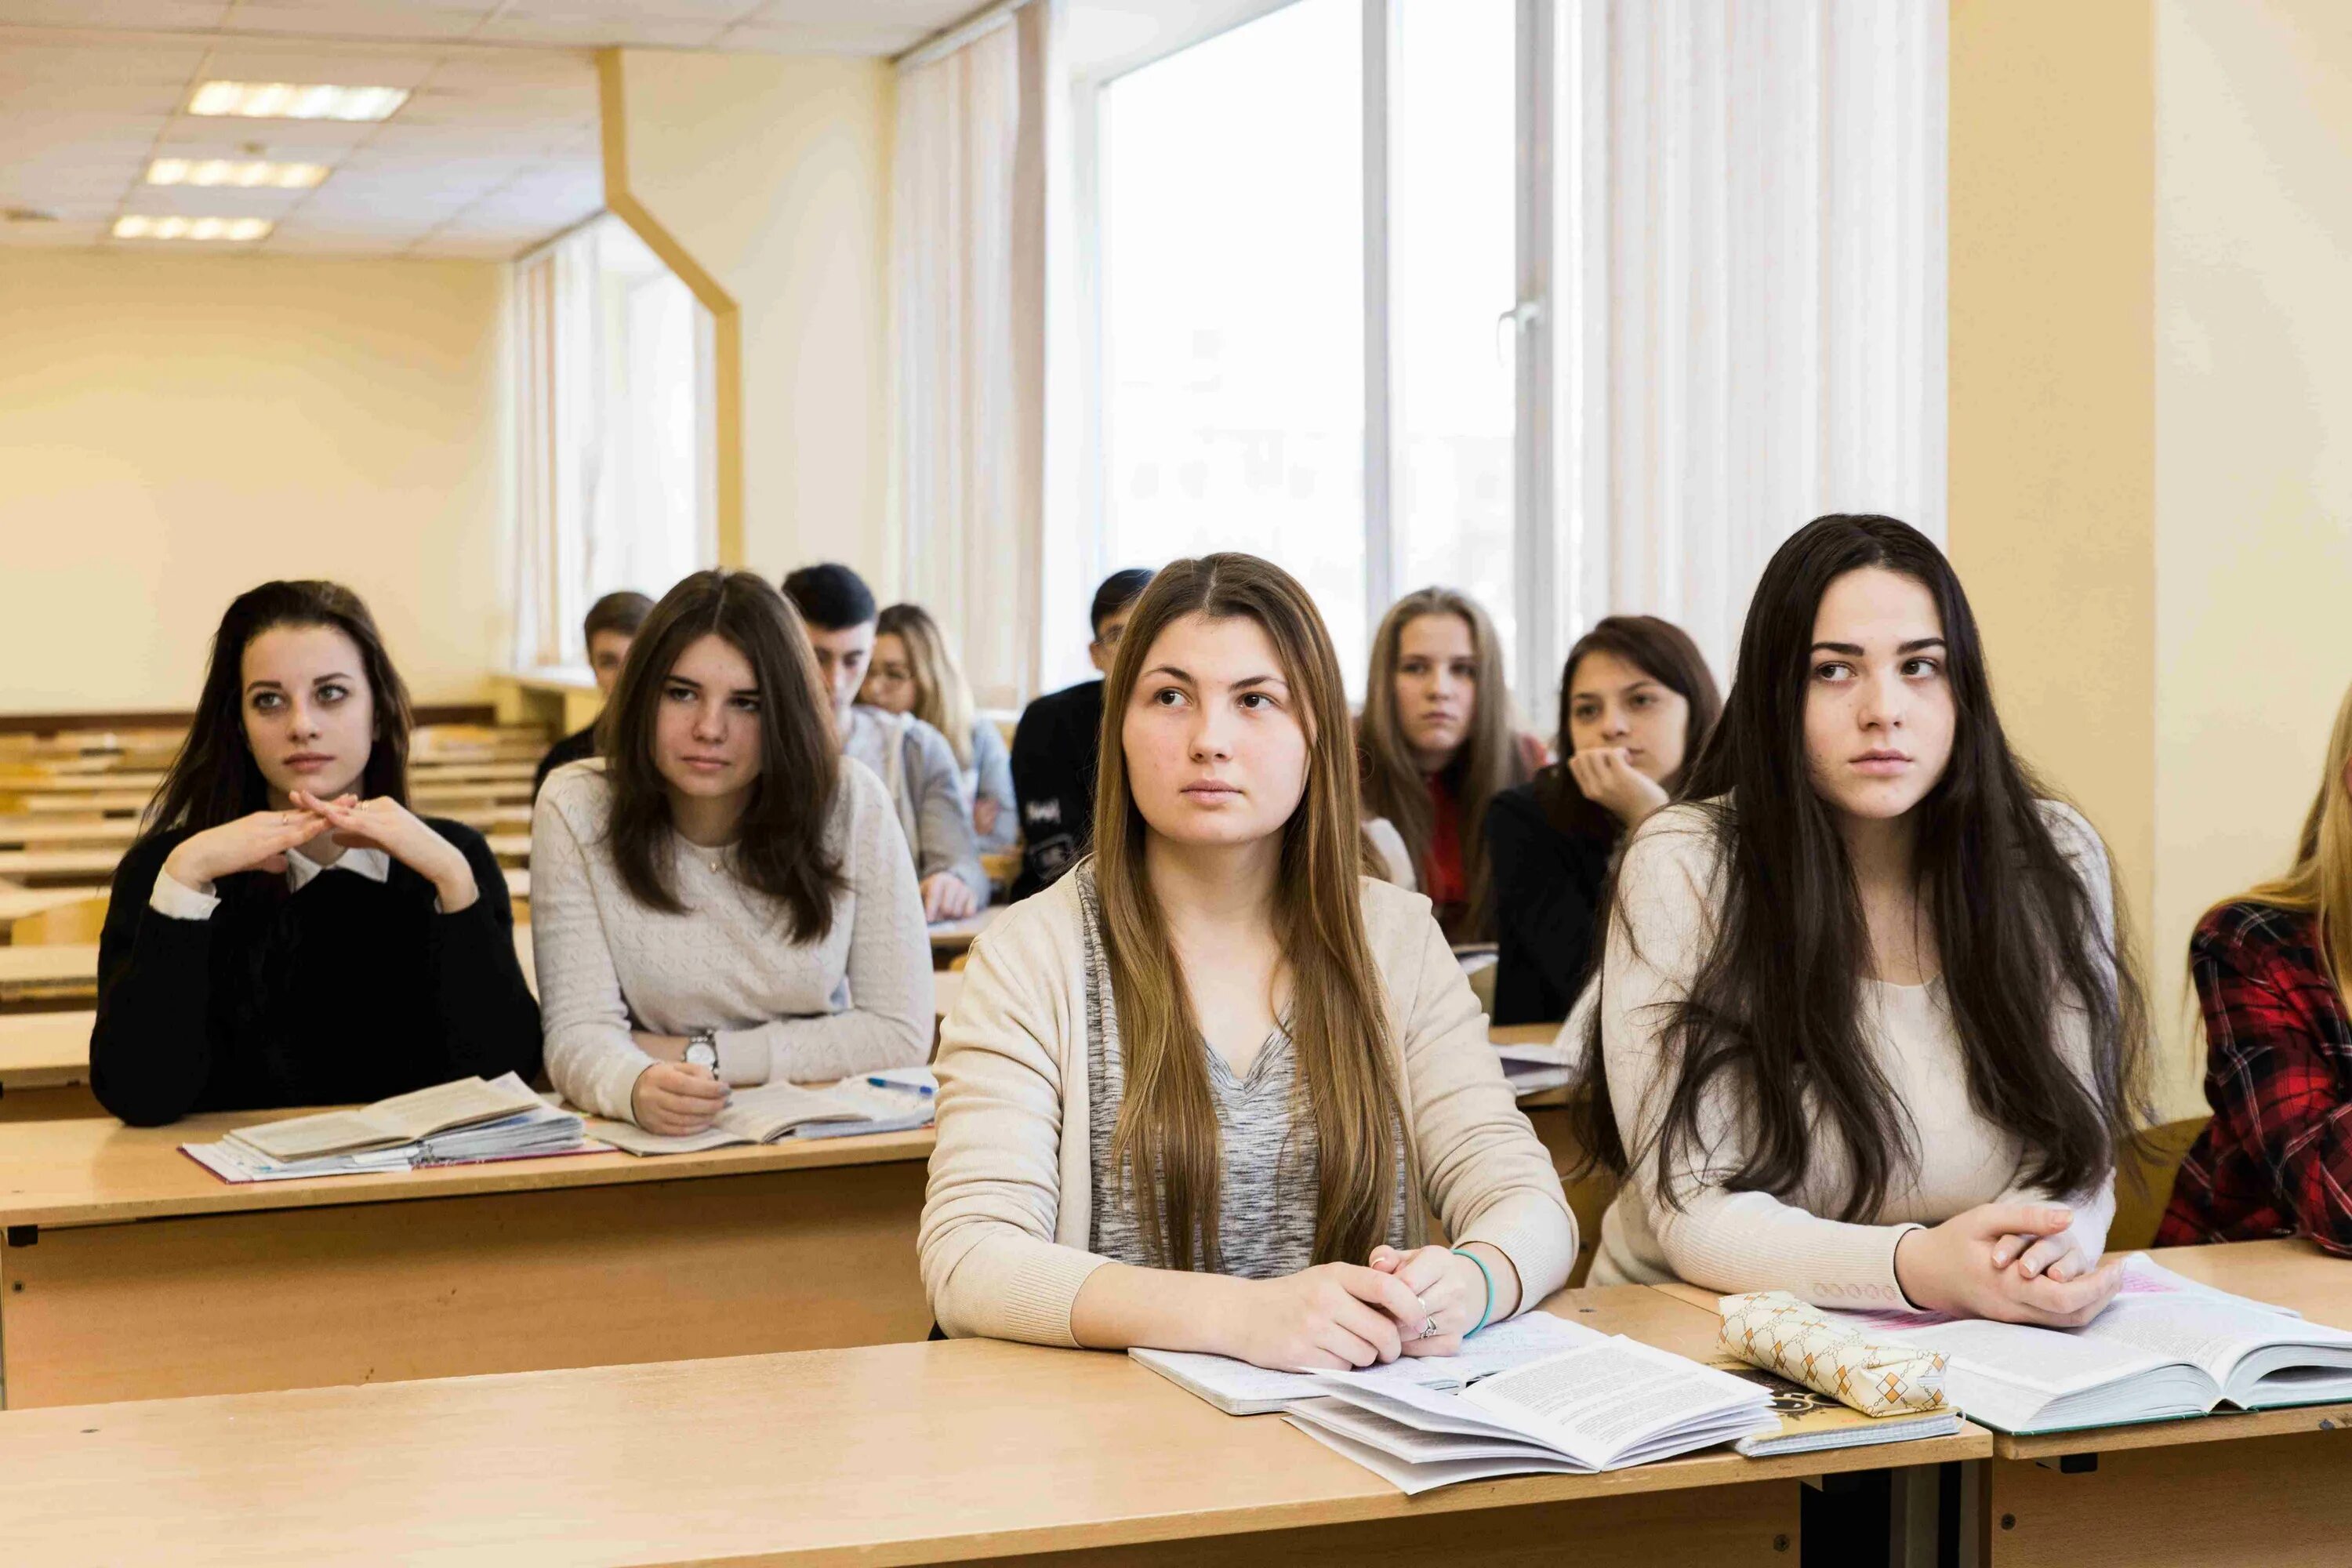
top-left (927, 905), bottom-right (1000, 965)
top-left (0, 770), bottom-right (164, 796)
top-left (0, 1110), bottom-right (940, 1410)
top-left (0, 816), bottom-right (136, 849)
top-left (1975, 1238), bottom-right (2352, 1568)
top-left (485, 830), bottom-right (529, 866)
top-left (0, 1286), bottom-right (1988, 1566)
top-left (0, 847), bottom-right (118, 887)
top-left (0, 887), bottom-right (98, 935)
top-left (0, 1010), bottom-right (99, 1121)
top-left (15, 789), bottom-right (151, 815)
top-left (0, 941), bottom-right (100, 1007)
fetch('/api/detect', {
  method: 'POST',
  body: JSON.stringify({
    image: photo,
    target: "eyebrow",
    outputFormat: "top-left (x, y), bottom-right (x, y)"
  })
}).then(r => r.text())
top-left (1571, 679), bottom-right (1658, 700)
top-left (665, 675), bottom-right (760, 695)
top-left (1809, 638), bottom-right (1946, 656)
top-left (1141, 665), bottom-right (1287, 691)
top-left (243, 672), bottom-right (354, 693)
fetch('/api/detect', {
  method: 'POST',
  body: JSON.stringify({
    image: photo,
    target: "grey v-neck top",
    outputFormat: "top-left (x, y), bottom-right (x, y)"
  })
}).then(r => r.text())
top-left (1077, 870), bottom-right (1407, 1278)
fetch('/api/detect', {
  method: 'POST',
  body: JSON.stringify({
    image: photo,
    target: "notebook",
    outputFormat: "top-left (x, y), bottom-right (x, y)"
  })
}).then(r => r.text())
top-left (1706, 1358), bottom-right (1962, 1457)
top-left (583, 1077), bottom-right (935, 1156)
top-left (1131, 1308), bottom-right (1594, 1416)
top-left (1283, 1334), bottom-right (1777, 1494)
top-left (183, 1073), bottom-right (590, 1183)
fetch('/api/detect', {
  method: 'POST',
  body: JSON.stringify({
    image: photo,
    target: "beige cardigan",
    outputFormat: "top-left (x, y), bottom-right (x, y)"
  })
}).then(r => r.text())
top-left (919, 869), bottom-right (1577, 1345)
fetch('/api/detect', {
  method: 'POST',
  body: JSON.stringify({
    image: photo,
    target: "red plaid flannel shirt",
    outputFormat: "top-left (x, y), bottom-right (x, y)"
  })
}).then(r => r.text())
top-left (2155, 901), bottom-right (2352, 1255)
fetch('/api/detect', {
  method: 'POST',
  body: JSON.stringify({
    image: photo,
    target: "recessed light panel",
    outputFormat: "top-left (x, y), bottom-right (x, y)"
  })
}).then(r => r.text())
top-left (114, 216), bottom-right (274, 242)
top-left (187, 82), bottom-right (409, 122)
top-left (147, 158), bottom-right (328, 190)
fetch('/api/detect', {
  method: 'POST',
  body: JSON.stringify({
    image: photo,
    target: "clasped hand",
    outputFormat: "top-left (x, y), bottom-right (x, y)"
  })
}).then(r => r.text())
top-left (160, 792), bottom-right (477, 911)
top-left (1893, 1202), bottom-right (2122, 1327)
top-left (1224, 1244), bottom-right (1493, 1373)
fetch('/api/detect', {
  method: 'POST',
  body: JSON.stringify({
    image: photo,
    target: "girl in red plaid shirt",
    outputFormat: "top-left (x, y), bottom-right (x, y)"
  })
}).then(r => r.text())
top-left (2158, 683), bottom-right (2352, 1254)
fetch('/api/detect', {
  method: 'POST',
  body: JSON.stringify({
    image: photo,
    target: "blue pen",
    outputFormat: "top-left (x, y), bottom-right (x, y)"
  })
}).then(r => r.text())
top-left (868, 1076), bottom-right (936, 1096)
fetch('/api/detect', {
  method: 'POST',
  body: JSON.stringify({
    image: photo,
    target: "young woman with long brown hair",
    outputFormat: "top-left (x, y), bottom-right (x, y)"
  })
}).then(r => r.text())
top-left (920, 554), bottom-right (1573, 1370)
top-left (535, 570), bottom-right (932, 1133)
top-left (859, 602), bottom-right (1017, 855)
top-left (1357, 587), bottom-right (1536, 940)
top-left (1573, 516), bottom-right (2151, 1326)
top-left (1486, 615), bottom-right (1722, 1026)
top-left (2158, 679), bottom-right (2352, 1254)
top-left (92, 580), bottom-right (540, 1126)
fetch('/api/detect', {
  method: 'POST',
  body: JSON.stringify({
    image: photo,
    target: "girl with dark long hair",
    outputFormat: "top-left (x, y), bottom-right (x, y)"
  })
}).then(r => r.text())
top-left (922, 554), bottom-right (1573, 1370)
top-left (534, 570), bottom-right (931, 1134)
top-left (91, 580), bottom-right (540, 1126)
top-left (1573, 516), bottom-right (2150, 1327)
top-left (1486, 615), bottom-right (1721, 1025)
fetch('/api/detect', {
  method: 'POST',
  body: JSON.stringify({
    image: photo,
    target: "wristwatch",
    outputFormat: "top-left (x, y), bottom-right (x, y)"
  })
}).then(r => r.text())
top-left (684, 1030), bottom-right (720, 1075)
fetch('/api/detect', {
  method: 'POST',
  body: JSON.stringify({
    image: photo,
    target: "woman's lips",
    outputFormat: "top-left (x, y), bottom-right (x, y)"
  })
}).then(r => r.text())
top-left (1850, 752), bottom-right (1913, 777)
top-left (1181, 782), bottom-right (1241, 800)
top-left (284, 754), bottom-right (336, 772)
top-left (681, 757), bottom-right (731, 773)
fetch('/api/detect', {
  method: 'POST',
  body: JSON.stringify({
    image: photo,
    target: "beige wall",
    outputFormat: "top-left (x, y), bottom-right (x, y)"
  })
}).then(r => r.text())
top-left (2156, 1), bottom-right (2352, 1085)
top-left (0, 250), bottom-right (510, 713)
top-left (603, 48), bottom-right (895, 587)
top-left (1947, 1), bottom-right (2169, 1094)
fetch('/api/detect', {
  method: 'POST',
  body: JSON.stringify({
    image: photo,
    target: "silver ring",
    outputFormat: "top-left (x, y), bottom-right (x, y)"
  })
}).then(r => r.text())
top-left (1417, 1315), bottom-right (1439, 1340)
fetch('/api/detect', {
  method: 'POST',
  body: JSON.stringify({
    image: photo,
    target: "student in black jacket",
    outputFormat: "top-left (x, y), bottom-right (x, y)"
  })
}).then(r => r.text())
top-left (93, 580), bottom-right (542, 1126)
top-left (532, 589), bottom-right (654, 798)
top-left (1486, 615), bottom-right (1720, 1026)
top-left (1007, 567), bottom-right (1152, 900)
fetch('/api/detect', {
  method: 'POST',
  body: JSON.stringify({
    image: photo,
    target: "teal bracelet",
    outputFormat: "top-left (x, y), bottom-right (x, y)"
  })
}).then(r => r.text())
top-left (1452, 1247), bottom-right (1495, 1336)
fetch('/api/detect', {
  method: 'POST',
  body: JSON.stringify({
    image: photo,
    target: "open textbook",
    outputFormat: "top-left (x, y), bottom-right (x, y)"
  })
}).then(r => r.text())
top-left (1284, 1334), bottom-right (1777, 1494)
top-left (1812, 1254), bottom-right (2352, 1434)
top-left (583, 1077), bottom-right (935, 1156)
top-left (1131, 1308), bottom-right (1595, 1416)
top-left (183, 1073), bottom-right (589, 1183)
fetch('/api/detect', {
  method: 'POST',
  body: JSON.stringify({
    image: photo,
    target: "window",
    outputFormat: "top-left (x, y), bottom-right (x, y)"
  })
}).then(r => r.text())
top-left (511, 215), bottom-right (716, 672)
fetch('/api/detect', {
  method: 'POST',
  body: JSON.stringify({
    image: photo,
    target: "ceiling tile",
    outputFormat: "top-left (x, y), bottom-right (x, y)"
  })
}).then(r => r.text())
top-left (0, 1), bottom-right (234, 27)
top-left (208, 0), bottom-right (497, 42)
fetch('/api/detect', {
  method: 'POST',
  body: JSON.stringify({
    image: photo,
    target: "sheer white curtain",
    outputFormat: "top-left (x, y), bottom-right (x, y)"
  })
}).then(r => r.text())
top-left (1557, 0), bottom-right (1947, 678)
top-left (511, 224), bottom-right (601, 671)
top-left (894, 0), bottom-right (1055, 710)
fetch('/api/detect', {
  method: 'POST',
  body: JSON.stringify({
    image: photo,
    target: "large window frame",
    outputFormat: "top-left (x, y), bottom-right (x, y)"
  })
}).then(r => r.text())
top-left (1066, 0), bottom-right (1563, 718)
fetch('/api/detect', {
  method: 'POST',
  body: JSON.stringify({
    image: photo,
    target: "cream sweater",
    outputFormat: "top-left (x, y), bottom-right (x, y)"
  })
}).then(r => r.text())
top-left (534, 759), bottom-right (935, 1121)
top-left (1590, 799), bottom-right (2118, 1306)
top-left (919, 869), bottom-right (1577, 1345)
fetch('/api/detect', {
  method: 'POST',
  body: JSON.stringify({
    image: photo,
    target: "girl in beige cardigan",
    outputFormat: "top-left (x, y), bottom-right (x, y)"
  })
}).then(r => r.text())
top-left (920, 555), bottom-right (1574, 1372)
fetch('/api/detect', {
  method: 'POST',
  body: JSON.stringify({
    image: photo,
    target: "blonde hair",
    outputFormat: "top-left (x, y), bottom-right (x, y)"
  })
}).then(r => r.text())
top-left (1092, 553), bottom-right (1408, 1272)
top-left (1358, 586), bottom-right (1530, 937)
top-left (873, 604), bottom-right (978, 770)
top-left (2226, 679), bottom-right (2352, 992)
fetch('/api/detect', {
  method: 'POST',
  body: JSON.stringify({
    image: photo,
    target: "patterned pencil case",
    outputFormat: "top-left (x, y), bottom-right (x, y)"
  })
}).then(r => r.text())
top-left (1718, 1290), bottom-right (1949, 1417)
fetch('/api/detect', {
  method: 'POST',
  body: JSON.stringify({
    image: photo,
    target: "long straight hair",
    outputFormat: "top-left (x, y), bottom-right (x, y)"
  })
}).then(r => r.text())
top-left (2223, 678), bottom-right (2352, 994)
top-left (598, 570), bottom-right (847, 942)
top-left (1358, 586), bottom-right (1530, 936)
top-left (873, 603), bottom-right (978, 769)
top-left (1093, 554), bottom-right (1407, 1271)
top-left (1533, 615), bottom-right (1722, 843)
top-left (144, 580), bottom-right (412, 838)
top-left (1571, 515), bottom-right (2151, 1218)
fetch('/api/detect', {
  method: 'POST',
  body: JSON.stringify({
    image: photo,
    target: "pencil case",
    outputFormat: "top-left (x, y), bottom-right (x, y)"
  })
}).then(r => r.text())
top-left (1719, 1290), bottom-right (1949, 1417)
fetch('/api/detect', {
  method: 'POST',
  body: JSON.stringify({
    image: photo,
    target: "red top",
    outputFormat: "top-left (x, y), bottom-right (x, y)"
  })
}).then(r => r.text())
top-left (1424, 771), bottom-right (1468, 918)
top-left (2155, 901), bottom-right (2352, 1256)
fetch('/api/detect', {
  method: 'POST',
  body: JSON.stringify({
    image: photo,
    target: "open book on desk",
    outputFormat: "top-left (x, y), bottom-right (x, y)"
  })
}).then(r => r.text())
top-left (183, 1073), bottom-right (590, 1183)
top-left (582, 1077), bottom-right (934, 1156)
top-left (1285, 1333), bottom-right (1777, 1494)
top-left (1809, 1254), bottom-right (2352, 1434)
top-left (1131, 1308), bottom-right (1593, 1416)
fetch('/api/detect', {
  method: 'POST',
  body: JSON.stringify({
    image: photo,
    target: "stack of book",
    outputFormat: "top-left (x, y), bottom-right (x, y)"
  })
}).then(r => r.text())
top-left (583, 1075), bottom-right (935, 1156)
top-left (183, 1074), bottom-right (589, 1183)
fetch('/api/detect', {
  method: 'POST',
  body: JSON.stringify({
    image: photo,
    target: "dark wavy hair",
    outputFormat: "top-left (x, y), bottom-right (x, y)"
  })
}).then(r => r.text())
top-left (1533, 615), bottom-right (1722, 843)
top-left (1570, 514), bottom-right (2151, 1218)
top-left (597, 569), bottom-right (846, 941)
top-left (143, 579), bottom-right (411, 838)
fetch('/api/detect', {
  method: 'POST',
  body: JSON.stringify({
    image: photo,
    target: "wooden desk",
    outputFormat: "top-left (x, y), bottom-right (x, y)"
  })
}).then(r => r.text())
top-left (0, 770), bottom-right (164, 796)
top-left (0, 1010), bottom-right (100, 1120)
top-left (412, 760), bottom-right (538, 785)
top-left (927, 905), bottom-right (1000, 965)
top-left (16, 789), bottom-right (151, 815)
top-left (0, 941), bottom-right (100, 1007)
top-left (0, 1111), bottom-right (938, 1410)
top-left (0, 1288), bottom-right (1987, 1566)
top-left (485, 830), bottom-right (528, 866)
top-left (0, 817), bottom-right (136, 850)
top-left (1972, 1240), bottom-right (2352, 1567)
top-left (0, 847), bottom-right (118, 887)
top-left (0, 887), bottom-right (98, 934)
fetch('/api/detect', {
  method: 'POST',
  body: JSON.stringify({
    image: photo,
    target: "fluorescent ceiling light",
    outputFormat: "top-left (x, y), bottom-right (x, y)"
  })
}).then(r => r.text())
top-left (187, 81), bottom-right (409, 122)
top-left (114, 215), bottom-right (274, 242)
top-left (147, 158), bottom-right (328, 190)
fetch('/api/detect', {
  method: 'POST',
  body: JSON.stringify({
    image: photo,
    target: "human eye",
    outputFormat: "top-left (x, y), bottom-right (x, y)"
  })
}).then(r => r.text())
top-left (250, 691), bottom-right (283, 712)
top-left (316, 682), bottom-right (350, 703)
top-left (1571, 702), bottom-right (1599, 723)
top-left (730, 694), bottom-right (762, 712)
top-left (1152, 686), bottom-right (1189, 708)
top-left (1629, 691), bottom-right (1653, 709)
top-left (1453, 660), bottom-right (1478, 681)
top-left (663, 682), bottom-right (696, 703)
top-left (1238, 691), bottom-right (1276, 712)
top-left (1812, 661), bottom-right (1853, 683)
top-left (1903, 656), bottom-right (1944, 680)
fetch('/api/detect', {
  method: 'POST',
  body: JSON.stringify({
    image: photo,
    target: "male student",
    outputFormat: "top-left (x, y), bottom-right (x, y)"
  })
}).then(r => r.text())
top-left (782, 564), bottom-right (987, 921)
top-left (1007, 567), bottom-right (1152, 900)
top-left (534, 590), bottom-right (655, 798)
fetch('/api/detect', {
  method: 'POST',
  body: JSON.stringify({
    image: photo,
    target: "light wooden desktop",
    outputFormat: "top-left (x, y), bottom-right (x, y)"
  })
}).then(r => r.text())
top-left (0, 1009), bottom-right (98, 1121)
top-left (1973, 1238), bottom-right (2352, 1568)
top-left (0, 1283), bottom-right (1989, 1567)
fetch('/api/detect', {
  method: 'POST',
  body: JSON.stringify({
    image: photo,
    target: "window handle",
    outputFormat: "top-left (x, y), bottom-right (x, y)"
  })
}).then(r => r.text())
top-left (1495, 297), bottom-right (1544, 361)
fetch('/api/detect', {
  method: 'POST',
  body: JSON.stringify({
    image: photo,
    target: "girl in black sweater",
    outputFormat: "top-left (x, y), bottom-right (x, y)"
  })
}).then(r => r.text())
top-left (1485, 616), bottom-right (1720, 1025)
top-left (92, 581), bottom-right (542, 1126)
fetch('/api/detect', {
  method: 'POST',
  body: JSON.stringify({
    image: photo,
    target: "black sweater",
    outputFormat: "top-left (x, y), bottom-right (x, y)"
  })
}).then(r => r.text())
top-left (92, 820), bottom-right (543, 1126)
top-left (533, 723), bottom-right (596, 799)
top-left (1483, 782), bottom-right (1618, 1027)
top-left (1008, 678), bottom-right (1105, 901)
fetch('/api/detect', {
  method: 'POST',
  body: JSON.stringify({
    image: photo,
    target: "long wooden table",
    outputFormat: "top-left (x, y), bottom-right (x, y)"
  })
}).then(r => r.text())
top-left (0, 1284), bottom-right (1988, 1566)
top-left (1975, 1239), bottom-right (2352, 1567)
top-left (0, 941), bottom-right (100, 1006)
top-left (0, 1010), bottom-right (98, 1120)
top-left (0, 1110), bottom-right (939, 1410)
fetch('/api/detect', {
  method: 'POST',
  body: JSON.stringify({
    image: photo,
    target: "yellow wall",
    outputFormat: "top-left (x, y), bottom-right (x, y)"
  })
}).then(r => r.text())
top-left (602, 49), bottom-right (895, 586)
top-left (2155, 1), bottom-right (2352, 1075)
top-left (0, 250), bottom-right (510, 713)
top-left (1947, 0), bottom-right (2169, 1095)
